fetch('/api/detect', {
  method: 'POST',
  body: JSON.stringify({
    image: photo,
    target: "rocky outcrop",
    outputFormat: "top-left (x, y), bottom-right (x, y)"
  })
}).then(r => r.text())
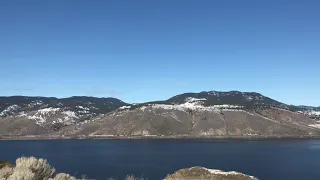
top-left (164, 166), bottom-right (258, 180)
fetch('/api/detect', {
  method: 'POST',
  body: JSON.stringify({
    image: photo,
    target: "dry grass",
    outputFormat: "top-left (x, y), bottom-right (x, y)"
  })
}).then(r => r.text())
top-left (105, 175), bottom-right (146, 180)
top-left (125, 175), bottom-right (146, 180)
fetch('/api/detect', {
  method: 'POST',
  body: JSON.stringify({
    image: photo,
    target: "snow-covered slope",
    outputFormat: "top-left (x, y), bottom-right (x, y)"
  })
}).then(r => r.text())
top-left (0, 96), bottom-right (129, 126)
top-left (166, 91), bottom-right (289, 108)
top-left (132, 97), bottom-right (243, 112)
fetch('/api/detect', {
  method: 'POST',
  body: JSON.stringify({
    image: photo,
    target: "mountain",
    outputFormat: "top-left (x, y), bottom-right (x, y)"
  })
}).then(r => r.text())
top-left (0, 91), bottom-right (319, 138)
top-left (0, 96), bottom-right (129, 135)
top-left (136, 91), bottom-right (288, 109)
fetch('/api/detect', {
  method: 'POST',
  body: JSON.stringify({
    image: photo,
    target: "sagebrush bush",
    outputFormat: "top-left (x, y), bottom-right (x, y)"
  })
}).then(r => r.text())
top-left (7, 167), bottom-right (35, 180)
top-left (0, 157), bottom-right (77, 180)
top-left (52, 173), bottom-right (77, 180)
top-left (0, 166), bottom-right (14, 179)
top-left (125, 175), bottom-right (136, 180)
top-left (1, 157), bottom-right (150, 180)
top-left (15, 157), bottom-right (55, 180)
top-left (125, 175), bottom-right (145, 180)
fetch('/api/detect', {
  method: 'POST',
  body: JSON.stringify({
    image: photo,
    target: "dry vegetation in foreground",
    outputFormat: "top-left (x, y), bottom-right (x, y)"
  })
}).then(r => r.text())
top-left (0, 157), bottom-right (258, 180)
top-left (0, 157), bottom-right (76, 180)
top-left (107, 175), bottom-right (146, 180)
top-left (0, 158), bottom-right (148, 180)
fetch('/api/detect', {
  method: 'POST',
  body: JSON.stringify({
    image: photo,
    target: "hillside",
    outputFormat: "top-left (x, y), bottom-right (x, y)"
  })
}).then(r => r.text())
top-left (0, 96), bottom-right (129, 136)
top-left (0, 91), bottom-right (319, 138)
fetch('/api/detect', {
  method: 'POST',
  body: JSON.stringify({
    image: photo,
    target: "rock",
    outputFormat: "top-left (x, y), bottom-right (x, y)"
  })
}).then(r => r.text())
top-left (164, 166), bottom-right (258, 180)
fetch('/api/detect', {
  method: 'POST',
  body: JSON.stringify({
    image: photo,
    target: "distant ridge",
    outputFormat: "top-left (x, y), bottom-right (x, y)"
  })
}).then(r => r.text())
top-left (0, 90), bottom-right (319, 138)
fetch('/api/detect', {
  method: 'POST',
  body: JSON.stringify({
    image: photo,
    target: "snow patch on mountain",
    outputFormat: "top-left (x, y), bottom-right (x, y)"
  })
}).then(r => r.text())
top-left (185, 97), bottom-right (207, 103)
top-left (150, 101), bottom-right (243, 112)
top-left (200, 167), bottom-right (257, 179)
top-left (213, 104), bottom-right (243, 108)
top-left (26, 108), bottom-right (60, 124)
top-left (208, 91), bottom-right (219, 96)
top-left (309, 123), bottom-right (320, 129)
top-left (136, 95), bottom-right (245, 112)
top-left (241, 93), bottom-right (265, 101)
top-left (244, 95), bottom-right (254, 101)
top-left (38, 108), bottom-right (60, 114)
top-left (119, 106), bottom-right (131, 110)
top-left (77, 106), bottom-right (90, 111)
top-left (26, 101), bottom-right (45, 108)
top-left (28, 115), bottom-right (46, 124)
top-left (297, 110), bottom-right (320, 117)
top-left (62, 111), bottom-right (77, 118)
top-left (309, 111), bottom-right (320, 116)
top-left (21, 108), bottom-right (79, 125)
top-left (0, 105), bottom-right (19, 117)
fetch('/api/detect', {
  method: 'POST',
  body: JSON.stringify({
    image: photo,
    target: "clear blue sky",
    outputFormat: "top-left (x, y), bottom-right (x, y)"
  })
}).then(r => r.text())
top-left (1, 0), bottom-right (319, 106)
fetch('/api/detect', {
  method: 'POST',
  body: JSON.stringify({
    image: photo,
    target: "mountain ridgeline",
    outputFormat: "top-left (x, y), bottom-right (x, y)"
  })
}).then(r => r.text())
top-left (0, 91), bottom-right (319, 138)
top-left (0, 96), bottom-right (129, 122)
top-left (154, 91), bottom-right (287, 108)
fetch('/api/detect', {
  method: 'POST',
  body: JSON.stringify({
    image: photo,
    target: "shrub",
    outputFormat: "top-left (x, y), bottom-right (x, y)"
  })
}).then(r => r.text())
top-left (52, 173), bottom-right (77, 180)
top-left (7, 167), bottom-right (35, 180)
top-left (0, 166), bottom-right (14, 179)
top-left (125, 175), bottom-right (136, 180)
top-left (15, 157), bottom-right (55, 180)
top-left (1, 157), bottom-right (79, 180)
top-left (125, 175), bottom-right (145, 180)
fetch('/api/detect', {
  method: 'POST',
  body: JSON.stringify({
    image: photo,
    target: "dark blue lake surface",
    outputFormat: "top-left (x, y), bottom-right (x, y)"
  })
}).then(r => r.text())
top-left (1, 139), bottom-right (320, 180)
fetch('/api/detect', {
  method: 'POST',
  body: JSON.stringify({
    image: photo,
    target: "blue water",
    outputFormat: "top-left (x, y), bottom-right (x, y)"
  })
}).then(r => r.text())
top-left (0, 139), bottom-right (320, 180)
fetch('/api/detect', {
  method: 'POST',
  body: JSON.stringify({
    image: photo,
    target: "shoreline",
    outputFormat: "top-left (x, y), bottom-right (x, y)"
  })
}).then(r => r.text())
top-left (1, 135), bottom-right (320, 140)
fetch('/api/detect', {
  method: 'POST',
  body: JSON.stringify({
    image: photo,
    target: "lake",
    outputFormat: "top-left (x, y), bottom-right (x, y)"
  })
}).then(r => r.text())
top-left (0, 139), bottom-right (320, 180)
